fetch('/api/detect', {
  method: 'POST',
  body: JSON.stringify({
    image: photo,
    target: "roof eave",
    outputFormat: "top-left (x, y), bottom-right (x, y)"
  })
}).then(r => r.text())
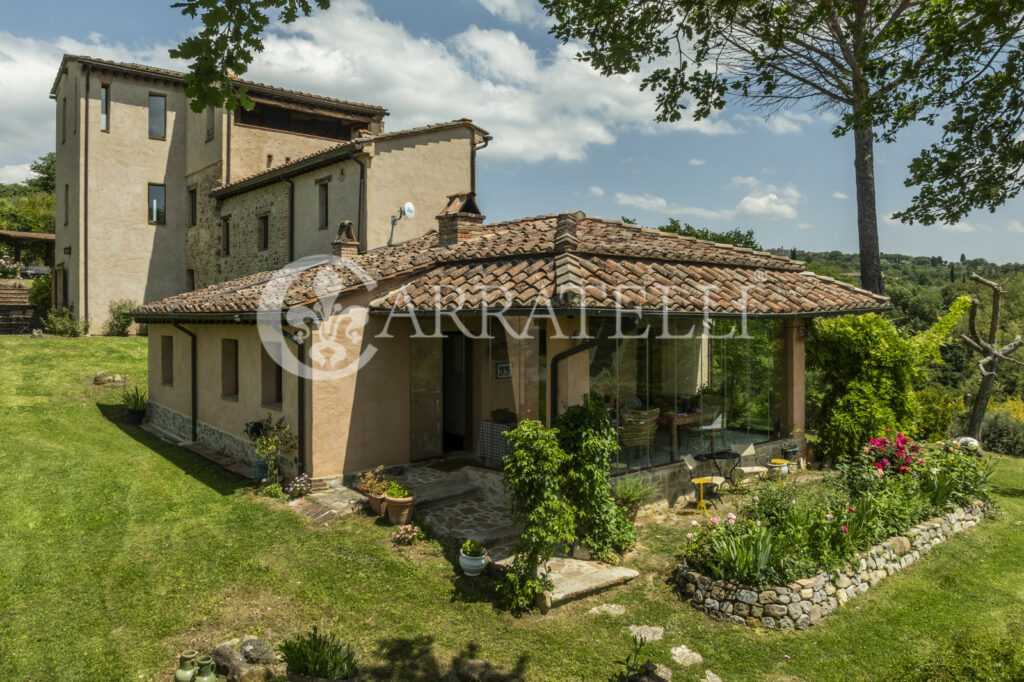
top-left (210, 144), bottom-right (360, 198)
top-left (131, 311), bottom-right (258, 324)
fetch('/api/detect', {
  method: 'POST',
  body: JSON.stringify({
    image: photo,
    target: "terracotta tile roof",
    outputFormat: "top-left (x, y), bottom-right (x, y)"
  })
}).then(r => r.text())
top-left (54, 55), bottom-right (387, 113)
top-left (211, 120), bottom-right (490, 198)
top-left (133, 214), bottom-right (890, 319)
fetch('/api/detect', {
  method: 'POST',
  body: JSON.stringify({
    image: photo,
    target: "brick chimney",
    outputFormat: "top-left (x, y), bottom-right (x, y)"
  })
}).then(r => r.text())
top-left (331, 220), bottom-right (359, 258)
top-left (437, 191), bottom-right (485, 246)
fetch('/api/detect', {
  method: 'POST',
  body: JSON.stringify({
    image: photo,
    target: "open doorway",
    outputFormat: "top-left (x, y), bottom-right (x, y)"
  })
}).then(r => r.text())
top-left (442, 333), bottom-right (472, 452)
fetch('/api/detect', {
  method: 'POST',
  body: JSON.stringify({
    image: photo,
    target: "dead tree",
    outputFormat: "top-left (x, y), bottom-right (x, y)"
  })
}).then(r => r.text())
top-left (961, 274), bottom-right (1024, 440)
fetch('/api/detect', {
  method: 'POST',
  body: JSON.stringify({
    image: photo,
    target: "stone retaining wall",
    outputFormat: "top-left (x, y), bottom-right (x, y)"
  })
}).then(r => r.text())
top-left (674, 501), bottom-right (987, 630)
top-left (147, 401), bottom-right (258, 465)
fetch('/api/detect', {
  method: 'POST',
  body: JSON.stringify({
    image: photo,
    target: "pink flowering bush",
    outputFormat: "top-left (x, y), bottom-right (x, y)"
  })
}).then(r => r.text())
top-left (285, 473), bottom-right (312, 499)
top-left (0, 255), bottom-right (21, 278)
top-left (391, 524), bottom-right (423, 545)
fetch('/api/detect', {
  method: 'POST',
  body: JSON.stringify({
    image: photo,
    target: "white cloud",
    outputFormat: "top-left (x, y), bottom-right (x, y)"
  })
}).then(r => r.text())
top-left (0, 2), bottom-right (737, 170)
top-left (477, 0), bottom-right (547, 27)
top-left (796, 222), bottom-right (812, 230)
top-left (0, 163), bottom-right (31, 184)
top-left (832, 191), bottom-right (849, 200)
top-left (588, 185), bottom-right (605, 197)
top-left (614, 176), bottom-right (802, 222)
top-left (734, 111), bottom-right (816, 135)
top-left (885, 213), bottom-right (980, 233)
top-left (689, 158), bottom-right (706, 166)
top-left (1007, 220), bottom-right (1024, 234)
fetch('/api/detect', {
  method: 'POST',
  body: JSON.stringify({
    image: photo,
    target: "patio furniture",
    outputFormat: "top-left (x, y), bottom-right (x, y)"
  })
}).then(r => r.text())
top-left (618, 408), bottom-right (659, 467)
top-left (697, 396), bottom-right (729, 452)
top-left (691, 477), bottom-right (715, 515)
top-left (707, 451), bottom-right (741, 484)
top-left (663, 411), bottom-right (703, 460)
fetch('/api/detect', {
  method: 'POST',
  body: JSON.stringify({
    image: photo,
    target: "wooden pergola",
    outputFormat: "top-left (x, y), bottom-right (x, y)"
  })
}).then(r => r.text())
top-left (0, 230), bottom-right (55, 266)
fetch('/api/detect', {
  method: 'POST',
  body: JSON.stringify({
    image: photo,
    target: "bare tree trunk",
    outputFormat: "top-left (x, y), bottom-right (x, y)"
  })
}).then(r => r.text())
top-left (968, 366), bottom-right (998, 441)
top-left (853, 125), bottom-right (884, 295)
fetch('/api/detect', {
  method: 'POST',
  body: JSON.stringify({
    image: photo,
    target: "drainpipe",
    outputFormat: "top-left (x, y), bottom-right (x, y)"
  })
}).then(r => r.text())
top-left (172, 322), bottom-right (198, 442)
top-left (470, 135), bottom-right (491, 195)
top-left (352, 155), bottom-right (367, 249)
top-left (286, 179), bottom-right (295, 262)
top-left (83, 66), bottom-right (90, 321)
top-left (225, 109), bottom-right (232, 184)
top-left (548, 333), bottom-right (604, 424)
top-left (281, 327), bottom-right (307, 476)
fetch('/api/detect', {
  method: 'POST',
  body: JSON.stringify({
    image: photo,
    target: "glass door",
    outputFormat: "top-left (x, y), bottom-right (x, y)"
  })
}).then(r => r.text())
top-left (410, 337), bottom-right (443, 461)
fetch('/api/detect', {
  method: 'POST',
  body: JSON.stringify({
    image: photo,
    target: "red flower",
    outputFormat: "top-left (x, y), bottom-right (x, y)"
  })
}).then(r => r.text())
top-left (841, 526), bottom-right (849, 533)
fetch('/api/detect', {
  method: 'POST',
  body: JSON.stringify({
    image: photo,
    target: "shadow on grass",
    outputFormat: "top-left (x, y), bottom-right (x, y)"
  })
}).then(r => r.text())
top-left (991, 484), bottom-right (1024, 499)
top-left (361, 637), bottom-right (528, 681)
top-left (96, 402), bottom-right (249, 497)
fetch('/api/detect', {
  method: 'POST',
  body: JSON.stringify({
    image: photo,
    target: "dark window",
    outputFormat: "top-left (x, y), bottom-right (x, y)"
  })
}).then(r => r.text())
top-left (161, 335), bottom-right (174, 385)
top-left (148, 184), bottom-right (166, 223)
top-left (258, 214), bottom-right (269, 251)
top-left (61, 97), bottom-right (67, 143)
top-left (261, 343), bottom-right (283, 407)
top-left (318, 183), bottom-right (329, 229)
top-left (63, 185), bottom-right (69, 226)
top-left (221, 339), bottom-right (239, 397)
top-left (235, 101), bottom-right (355, 141)
top-left (221, 218), bottom-right (230, 255)
top-left (186, 269), bottom-right (195, 290)
top-left (187, 188), bottom-right (197, 227)
top-left (205, 106), bottom-right (215, 141)
top-left (149, 94), bottom-right (166, 138)
top-left (100, 85), bottom-right (109, 131)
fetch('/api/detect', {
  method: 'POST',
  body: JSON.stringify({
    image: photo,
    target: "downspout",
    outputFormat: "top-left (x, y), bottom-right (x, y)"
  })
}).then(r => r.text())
top-left (548, 334), bottom-right (604, 424)
top-left (352, 155), bottom-right (367, 249)
top-left (83, 66), bottom-right (90, 320)
top-left (225, 110), bottom-right (232, 184)
top-left (470, 135), bottom-right (491, 195)
top-left (280, 328), bottom-right (307, 476)
top-left (172, 322), bottom-right (198, 442)
top-left (286, 179), bottom-right (295, 261)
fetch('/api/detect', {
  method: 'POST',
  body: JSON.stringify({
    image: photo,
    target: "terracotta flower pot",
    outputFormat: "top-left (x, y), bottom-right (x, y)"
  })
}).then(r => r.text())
top-left (366, 492), bottom-right (385, 516)
top-left (384, 494), bottom-right (415, 525)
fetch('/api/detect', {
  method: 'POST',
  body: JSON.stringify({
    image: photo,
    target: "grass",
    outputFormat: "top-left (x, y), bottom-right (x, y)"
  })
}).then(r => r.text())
top-left (2, 336), bottom-right (1024, 681)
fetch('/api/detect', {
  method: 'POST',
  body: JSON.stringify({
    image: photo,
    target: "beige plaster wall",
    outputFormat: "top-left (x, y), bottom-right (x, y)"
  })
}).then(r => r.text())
top-left (228, 114), bottom-right (339, 183)
top-left (308, 289), bottom-right (412, 477)
top-left (363, 127), bottom-right (474, 249)
top-left (147, 323), bottom-right (193, 417)
top-left (291, 158), bottom-right (361, 258)
top-left (53, 63), bottom-right (84, 315)
top-left (83, 70), bottom-right (189, 330)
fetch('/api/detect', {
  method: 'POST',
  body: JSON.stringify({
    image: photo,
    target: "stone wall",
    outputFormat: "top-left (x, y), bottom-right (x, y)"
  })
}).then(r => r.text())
top-left (147, 401), bottom-right (258, 465)
top-left (674, 501), bottom-right (988, 630)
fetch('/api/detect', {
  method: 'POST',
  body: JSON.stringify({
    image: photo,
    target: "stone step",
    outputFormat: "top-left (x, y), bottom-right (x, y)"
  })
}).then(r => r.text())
top-left (489, 554), bottom-right (639, 611)
top-left (410, 478), bottom-right (480, 508)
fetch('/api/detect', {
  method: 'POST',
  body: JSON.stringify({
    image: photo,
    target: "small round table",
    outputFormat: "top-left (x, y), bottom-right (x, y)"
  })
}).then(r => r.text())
top-left (768, 458), bottom-right (790, 484)
top-left (692, 476), bottom-right (714, 516)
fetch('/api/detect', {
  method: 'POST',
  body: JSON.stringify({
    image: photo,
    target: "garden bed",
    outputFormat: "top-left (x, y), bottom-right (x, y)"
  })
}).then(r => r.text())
top-left (675, 500), bottom-right (988, 629)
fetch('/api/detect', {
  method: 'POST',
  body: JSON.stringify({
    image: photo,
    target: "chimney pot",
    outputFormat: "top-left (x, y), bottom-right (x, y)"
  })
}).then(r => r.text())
top-left (332, 220), bottom-right (360, 258)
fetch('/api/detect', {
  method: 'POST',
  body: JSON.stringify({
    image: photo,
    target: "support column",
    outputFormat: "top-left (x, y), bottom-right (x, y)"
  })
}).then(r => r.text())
top-left (781, 320), bottom-right (806, 437)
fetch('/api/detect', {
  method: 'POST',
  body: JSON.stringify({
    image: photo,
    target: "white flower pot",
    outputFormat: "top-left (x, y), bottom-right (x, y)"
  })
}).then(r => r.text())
top-left (459, 548), bottom-right (488, 576)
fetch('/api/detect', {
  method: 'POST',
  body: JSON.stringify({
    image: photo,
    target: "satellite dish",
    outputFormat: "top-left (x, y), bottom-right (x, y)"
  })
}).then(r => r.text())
top-left (403, 202), bottom-right (415, 220)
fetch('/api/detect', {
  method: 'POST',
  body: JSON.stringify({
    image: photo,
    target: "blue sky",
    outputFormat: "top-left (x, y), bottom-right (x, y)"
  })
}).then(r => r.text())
top-left (2, 0), bottom-right (1022, 263)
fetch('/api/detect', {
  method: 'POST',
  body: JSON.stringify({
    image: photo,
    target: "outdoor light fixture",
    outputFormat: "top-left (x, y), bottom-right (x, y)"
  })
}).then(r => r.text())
top-left (798, 323), bottom-right (810, 338)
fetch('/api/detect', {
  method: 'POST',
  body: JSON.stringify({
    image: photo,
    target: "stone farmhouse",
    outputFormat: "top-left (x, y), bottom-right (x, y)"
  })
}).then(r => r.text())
top-left (50, 55), bottom-right (489, 329)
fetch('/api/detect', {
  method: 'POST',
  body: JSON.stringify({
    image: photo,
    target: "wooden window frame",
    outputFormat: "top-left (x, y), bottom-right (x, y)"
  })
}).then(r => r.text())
top-left (261, 343), bottom-right (283, 408)
top-left (187, 187), bottom-right (197, 227)
top-left (63, 185), bottom-right (69, 226)
top-left (100, 84), bottom-right (110, 132)
top-left (317, 181), bottom-right (329, 230)
top-left (257, 213), bottom-right (270, 251)
top-left (161, 335), bottom-right (174, 386)
top-left (61, 97), bottom-right (67, 144)
top-left (221, 217), bottom-right (231, 256)
top-left (221, 338), bottom-right (239, 399)
top-left (147, 184), bottom-right (166, 225)
top-left (148, 93), bottom-right (167, 140)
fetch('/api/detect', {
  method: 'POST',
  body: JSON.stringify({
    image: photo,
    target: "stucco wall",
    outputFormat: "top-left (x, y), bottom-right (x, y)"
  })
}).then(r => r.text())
top-left (83, 70), bottom-right (189, 329)
top-left (53, 63), bottom-right (84, 315)
top-left (363, 127), bottom-right (474, 250)
top-left (228, 115), bottom-right (338, 183)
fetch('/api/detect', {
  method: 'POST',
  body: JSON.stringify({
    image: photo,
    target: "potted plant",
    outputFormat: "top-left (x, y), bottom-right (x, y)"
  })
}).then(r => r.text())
top-left (354, 465), bottom-right (390, 515)
top-left (247, 415), bottom-right (297, 484)
top-left (383, 481), bottom-right (415, 524)
top-left (613, 478), bottom-right (656, 523)
top-left (121, 385), bottom-right (147, 425)
top-left (459, 538), bottom-right (488, 576)
top-left (280, 626), bottom-right (358, 682)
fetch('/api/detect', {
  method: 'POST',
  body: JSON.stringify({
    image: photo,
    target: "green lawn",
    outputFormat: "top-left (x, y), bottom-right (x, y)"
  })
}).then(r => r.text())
top-left (2, 336), bottom-right (1024, 681)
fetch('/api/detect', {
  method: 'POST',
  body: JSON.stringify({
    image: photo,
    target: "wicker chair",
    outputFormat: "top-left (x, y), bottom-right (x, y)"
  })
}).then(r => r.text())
top-left (618, 408), bottom-right (660, 467)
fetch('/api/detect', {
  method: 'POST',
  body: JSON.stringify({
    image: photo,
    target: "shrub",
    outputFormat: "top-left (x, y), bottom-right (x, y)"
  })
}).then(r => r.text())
top-left (392, 524), bottom-right (423, 545)
top-left (120, 385), bottom-right (147, 411)
top-left (915, 387), bottom-right (964, 441)
top-left (284, 473), bottom-right (312, 499)
top-left (260, 482), bottom-right (284, 499)
top-left (612, 477), bottom-right (656, 516)
top-left (383, 481), bottom-right (410, 498)
top-left (0, 254), bottom-right (21, 278)
top-left (105, 299), bottom-right (135, 336)
top-left (248, 415), bottom-right (296, 482)
top-left (44, 308), bottom-right (89, 337)
top-left (28, 275), bottom-right (50, 311)
top-left (982, 410), bottom-right (1024, 457)
top-left (279, 627), bottom-right (357, 680)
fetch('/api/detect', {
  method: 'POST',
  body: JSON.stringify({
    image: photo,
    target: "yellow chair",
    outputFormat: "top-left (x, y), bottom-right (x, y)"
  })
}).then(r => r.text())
top-left (768, 458), bottom-right (790, 484)
top-left (691, 476), bottom-right (715, 516)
